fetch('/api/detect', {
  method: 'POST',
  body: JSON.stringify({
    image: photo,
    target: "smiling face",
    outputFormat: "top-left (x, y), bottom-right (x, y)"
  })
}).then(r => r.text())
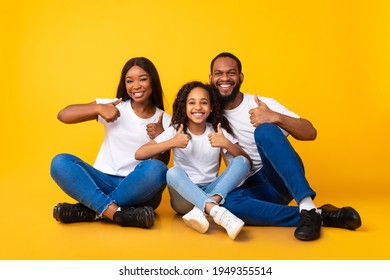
top-left (125, 65), bottom-right (153, 104)
top-left (209, 56), bottom-right (244, 105)
top-left (186, 87), bottom-right (212, 127)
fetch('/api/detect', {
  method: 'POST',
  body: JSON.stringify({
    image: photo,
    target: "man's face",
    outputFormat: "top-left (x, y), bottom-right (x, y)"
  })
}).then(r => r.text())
top-left (209, 57), bottom-right (243, 105)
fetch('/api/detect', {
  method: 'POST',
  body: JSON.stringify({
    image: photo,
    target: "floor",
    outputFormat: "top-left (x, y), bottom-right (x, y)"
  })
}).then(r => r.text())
top-left (1, 167), bottom-right (388, 261)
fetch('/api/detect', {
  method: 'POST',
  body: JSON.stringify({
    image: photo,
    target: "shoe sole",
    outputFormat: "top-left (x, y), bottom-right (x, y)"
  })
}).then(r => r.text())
top-left (53, 203), bottom-right (62, 222)
top-left (227, 220), bottom-right (245, 240)
top-left (142, 206), bottom-right (155, 228)
top-left (182, 217), bottom-right (209, 233)
top-left (294, 231), bottom-right (320, 241)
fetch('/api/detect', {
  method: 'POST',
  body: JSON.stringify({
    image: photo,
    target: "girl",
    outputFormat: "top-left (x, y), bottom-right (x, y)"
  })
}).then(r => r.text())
top-left (135, 81), bottom-right (251, 239)
top-left (50, 57), bottom-right (171, 228)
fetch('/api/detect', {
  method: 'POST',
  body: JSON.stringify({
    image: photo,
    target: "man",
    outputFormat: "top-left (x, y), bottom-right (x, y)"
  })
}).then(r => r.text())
top-left (209, 52), bottom-right (361, 241)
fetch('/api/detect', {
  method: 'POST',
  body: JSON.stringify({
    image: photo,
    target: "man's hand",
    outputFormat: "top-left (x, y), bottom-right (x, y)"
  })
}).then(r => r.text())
top-left (249, 96), bottom-right (278, 127)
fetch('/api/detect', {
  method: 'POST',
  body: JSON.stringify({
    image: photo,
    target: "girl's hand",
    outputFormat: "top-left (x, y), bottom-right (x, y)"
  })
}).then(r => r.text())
top-left (208, 123), bottom-right (228, 148)
top-left (98, 98), bottom-right (122, 123)
top-left (173, 124), bottom-right (190, 148)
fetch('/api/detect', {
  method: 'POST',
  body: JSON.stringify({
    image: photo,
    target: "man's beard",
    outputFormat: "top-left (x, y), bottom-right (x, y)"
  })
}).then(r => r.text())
top-left (212, 83), bottom-right (241, 106)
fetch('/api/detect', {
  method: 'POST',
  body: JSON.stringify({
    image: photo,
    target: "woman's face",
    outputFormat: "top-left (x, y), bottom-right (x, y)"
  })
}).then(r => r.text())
top-left (125, 65), bottom-right (153, 104)
top-left (186, 87), bottom-right (212, 125)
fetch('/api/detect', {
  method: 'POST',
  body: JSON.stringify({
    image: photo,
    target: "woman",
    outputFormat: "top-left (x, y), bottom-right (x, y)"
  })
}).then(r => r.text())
top-left (50, 57), bottom-right (171, 228)
top-left (135, 81), bottom-right (251, 239)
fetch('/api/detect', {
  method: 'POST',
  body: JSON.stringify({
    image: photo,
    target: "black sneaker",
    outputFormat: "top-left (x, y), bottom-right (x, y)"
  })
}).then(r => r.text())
top-left (319, 204), bottom-right (361, 230)
top-left (53, 202), bottom-right (97, 223)
top-left (294, 209), bottom-right (321, 241)
top-left (113, 206), bottom-right (154, 228)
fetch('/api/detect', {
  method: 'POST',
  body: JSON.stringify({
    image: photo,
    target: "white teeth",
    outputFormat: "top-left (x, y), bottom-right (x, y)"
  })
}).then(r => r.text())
top-left (133, 92), bottom-right (143, 97)
top-left (220, 84), bottom-right (231, 88)
top-left (192, 113), bottom-right (203, 117)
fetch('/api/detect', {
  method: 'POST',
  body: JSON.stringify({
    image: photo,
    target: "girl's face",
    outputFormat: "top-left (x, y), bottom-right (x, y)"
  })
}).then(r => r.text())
top-left (125, 65), bottom-right (153, 104)
top-left (186, 87), bottom-right (212, 125)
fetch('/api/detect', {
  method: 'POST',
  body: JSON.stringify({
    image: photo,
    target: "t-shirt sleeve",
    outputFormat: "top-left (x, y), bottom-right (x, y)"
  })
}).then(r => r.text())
top-left (259, 97), bottom-right (299, 136)
top-left (260, 97), bottom-right (300, 118)
top-left (162, 112), bottom-right (172, 130)
top-left (220, 128), bottom-right (238, 156)
top-left (154, 126), bottom-right (175, 143)
top-left (96, 98), bottom-right (117, 104)
top-left (223, 129), bottom-right (238, 144)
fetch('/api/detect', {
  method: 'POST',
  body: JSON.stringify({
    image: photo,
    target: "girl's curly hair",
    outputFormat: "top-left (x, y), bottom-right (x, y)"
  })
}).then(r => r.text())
top-left (171, 81), bottom-right (233, 136)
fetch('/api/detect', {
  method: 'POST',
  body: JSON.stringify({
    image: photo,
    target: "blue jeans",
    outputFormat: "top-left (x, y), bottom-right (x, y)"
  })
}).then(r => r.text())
top-left (223, 124), bottom-right (316, 227)
top-left (50, 153), bottom-right (167, 215)
top-left (167, 156), bottom-right (251, 213)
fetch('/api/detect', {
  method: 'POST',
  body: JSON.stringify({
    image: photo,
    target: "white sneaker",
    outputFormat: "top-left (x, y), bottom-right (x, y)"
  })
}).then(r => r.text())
top-left (213, 207), bottom-right (244, 240)
top-left (182, 207), bottom-right (209, 233)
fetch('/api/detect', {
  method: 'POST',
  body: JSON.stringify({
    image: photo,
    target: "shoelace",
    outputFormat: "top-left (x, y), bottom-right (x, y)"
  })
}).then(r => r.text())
top-left (133, 209), bottom-right (146, 224)
top-left (299, 210), bottom-right (320, 226)
top-left (63, 206), bottom-right (90, 218)
top-left (57, 204), bottom-right (96, 223)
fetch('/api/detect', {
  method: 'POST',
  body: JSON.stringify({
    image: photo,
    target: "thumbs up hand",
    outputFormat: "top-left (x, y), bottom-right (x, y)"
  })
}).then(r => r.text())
top-left (172, 124), bottom-right (190, 148)
top-left (248, 96), bottom-right (276, 127)
top-left (208, 123), bottom-right (228, 148)
top-left (98, 98), bottom-right (122, 123)
top-left (146, 112), bottom-right (164, 139)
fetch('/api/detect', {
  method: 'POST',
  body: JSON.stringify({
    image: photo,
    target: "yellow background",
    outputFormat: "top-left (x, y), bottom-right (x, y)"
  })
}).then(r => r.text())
top-left (1, 0), bottom-right (389, 259)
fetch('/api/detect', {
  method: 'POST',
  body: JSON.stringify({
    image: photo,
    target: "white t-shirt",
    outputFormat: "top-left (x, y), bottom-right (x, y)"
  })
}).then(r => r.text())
top-left (224, 93), bottom-right (299, 176)
top-left (154, 123), bottom-right (237, 185)
top-left (93, 98), bottom-right (171, 176)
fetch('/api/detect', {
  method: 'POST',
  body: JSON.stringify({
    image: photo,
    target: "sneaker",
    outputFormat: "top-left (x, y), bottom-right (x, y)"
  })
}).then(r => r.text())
top-left (53, 202), bottom-right (97, 223)
top-left (294, 209), bottom-right (321, 241)
top-left (113, 206), bottom-right (154, 228)
top-left (319, 204), bottom-right (361, 230)
top-left (213, 207), bottom-right (244, 240)
top-left (182, 207), bottom-right (209, 233)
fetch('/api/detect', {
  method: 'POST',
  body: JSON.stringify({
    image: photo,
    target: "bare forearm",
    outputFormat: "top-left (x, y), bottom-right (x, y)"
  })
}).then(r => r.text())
top-left (225, 141), bottom-right (244, 158)
top-left (275, 114), bottom-right (317, 141)
top-left (57, 102), bottom-right (99, 124)
top-left (225, 142), bottom-right (252, 166)
top-left (153, 151), bottom-right (170, 165)
top-left (135, 140), bottom-right (174, 160)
